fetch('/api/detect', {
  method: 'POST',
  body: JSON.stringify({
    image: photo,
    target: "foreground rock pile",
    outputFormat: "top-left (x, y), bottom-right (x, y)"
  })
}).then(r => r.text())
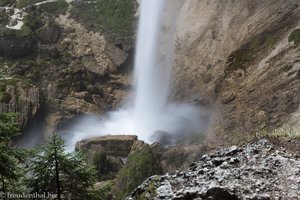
top-left (127, 139), bottom-right (300, 200)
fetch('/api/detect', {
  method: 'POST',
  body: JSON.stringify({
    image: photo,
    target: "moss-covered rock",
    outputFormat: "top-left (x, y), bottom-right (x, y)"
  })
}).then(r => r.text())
top-left (115, 144), bottom-right (163, 200)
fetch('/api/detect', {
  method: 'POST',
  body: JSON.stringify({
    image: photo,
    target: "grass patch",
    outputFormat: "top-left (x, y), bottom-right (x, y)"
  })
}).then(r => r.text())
top-left (288, 29), bottom-right (300, 44)
top-left (70, 0), bottom-right (136, 42)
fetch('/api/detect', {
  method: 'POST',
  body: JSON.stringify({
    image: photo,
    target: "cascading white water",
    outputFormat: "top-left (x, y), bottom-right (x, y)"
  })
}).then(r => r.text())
top-left (65, 0), bottom-right (207, 151)
top-left (133, 0), bottom-right (170, 134)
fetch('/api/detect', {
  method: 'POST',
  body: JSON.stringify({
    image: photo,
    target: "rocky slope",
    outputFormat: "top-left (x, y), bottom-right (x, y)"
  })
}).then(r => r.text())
top-left (127, 139), bottom-right (300, 200)
top-left (172, 0), bottom-right (300, 146)
top-left (0, 0), bottom-right (136, 140)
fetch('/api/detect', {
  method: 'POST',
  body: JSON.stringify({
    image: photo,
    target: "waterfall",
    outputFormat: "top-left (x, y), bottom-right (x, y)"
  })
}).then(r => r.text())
top-left (133, 0), bottom-right (170, 134)
top-left (65, 0), bottom-right (206, 151)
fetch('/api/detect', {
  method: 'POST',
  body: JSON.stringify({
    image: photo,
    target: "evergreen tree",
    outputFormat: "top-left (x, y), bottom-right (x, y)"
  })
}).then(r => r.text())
top-left (0, 113), bottom-right (26, 197)
top-left (27, 134), bottom-right (97, 199)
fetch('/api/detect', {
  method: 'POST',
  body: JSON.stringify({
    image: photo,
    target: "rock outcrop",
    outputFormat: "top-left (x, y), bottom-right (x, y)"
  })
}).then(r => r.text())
top-left (35, 21), bottom-right (61, 45)
top-left (57, 16), bottom-right (129, 76)
top-left (76, 135), bottom-right (139, 182)
top-left (127, 139), bottom-right (300, 200)
top-left (76, 135), bottom-right (138, 157)
top-left (0, 79), bottom-right (40, 129)
top-left (75, 135), bottom-right (164, 199)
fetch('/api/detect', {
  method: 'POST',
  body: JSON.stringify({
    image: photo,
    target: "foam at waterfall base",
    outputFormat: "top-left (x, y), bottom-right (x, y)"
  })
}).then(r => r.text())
top-left (64, 102), bottom-right (208, 152)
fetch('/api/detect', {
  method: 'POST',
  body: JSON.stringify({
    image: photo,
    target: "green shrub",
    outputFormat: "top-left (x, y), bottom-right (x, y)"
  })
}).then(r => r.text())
top-left (23, 8), bottom-right (44, 31)
top-left (288, 29), bottom-right (300, 44)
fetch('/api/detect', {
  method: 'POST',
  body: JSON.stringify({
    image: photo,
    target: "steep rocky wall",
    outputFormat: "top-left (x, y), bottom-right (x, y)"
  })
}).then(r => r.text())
top-left (172, 0), bottom-right (300, 146)
top-left (0, 79), bottom-right (40, 129)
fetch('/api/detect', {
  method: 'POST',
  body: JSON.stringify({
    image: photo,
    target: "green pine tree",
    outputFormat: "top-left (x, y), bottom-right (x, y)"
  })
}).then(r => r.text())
top-left (0, 113), bottom-right (27, 198)
top-left (26, 134), bottom-right (98, 199)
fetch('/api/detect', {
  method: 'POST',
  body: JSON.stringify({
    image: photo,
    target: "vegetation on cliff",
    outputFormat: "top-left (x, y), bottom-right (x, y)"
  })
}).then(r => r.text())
top-left (288, 29), bottom-right (300, 44)
top-left (70, 0), bottom-right (136, 43)
top-left (115, 145), bottom-right (163, 200)
top-left (226, 30), bottom-right (277, 72)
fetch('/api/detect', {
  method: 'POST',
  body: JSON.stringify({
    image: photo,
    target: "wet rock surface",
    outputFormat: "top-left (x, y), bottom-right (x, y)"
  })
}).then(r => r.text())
top-left (127, 139), bottom-right (300, 200)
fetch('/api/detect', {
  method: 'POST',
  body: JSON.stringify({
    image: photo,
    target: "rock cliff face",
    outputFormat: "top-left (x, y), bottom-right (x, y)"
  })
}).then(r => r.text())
top-left (127, 139), bottom-right (300, 200)
top-left (172, 0), bottom-right (300, 146)
top-left (0, 79), bottom-right (40, 129)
